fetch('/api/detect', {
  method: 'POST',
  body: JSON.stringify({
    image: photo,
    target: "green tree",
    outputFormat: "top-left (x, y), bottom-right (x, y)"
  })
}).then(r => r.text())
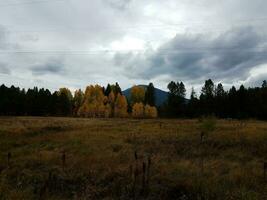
top-left (105, 84), bottom-right (112, 96)
top-left (215, 83), bottom-right (225, 97)
top-left (187, 87), bottom-right (199, 118)
top-left (145, 82), bottom-right (155, 106)
top-left (114, 82), bottom-right (122, 96)
top-left (262, 80), bottom-right (267, 88)
top-left (167, 81), bottom-right (177, 95)
top-left (167, 81), bottom-right (186, 117)
top-left (178, 82), bottom-right (186, 98)
top-left (201, 79), bottom-right (215, 99)
top-left (58, 88), bottom-right (73, 116)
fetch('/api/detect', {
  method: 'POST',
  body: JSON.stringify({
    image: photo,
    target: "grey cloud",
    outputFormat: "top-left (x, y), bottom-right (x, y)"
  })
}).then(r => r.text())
top-left (117, 26), bottom-right (267, 85)
top-left (243, 71), bottom-right (267, 88)
top-left (30, 60), bottom-right (65, 75)
top-left (0, 63), bottom-right (10, 74)
top-left (105, 0), bottom-right (132, 10)
top-left (0, 26), bottom-right (9, 50)
top-left (0, 0), bottom-right (267, 91)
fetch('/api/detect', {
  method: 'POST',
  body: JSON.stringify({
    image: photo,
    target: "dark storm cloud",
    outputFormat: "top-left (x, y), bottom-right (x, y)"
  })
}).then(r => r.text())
top-left (118, 26), bottom-right (267, 84)
top-left (30, 60), bottom-right (65, 75)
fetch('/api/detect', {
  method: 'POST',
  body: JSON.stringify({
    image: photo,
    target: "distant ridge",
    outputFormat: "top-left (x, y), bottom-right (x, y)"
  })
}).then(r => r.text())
top-left (122, 85), bottom-right (169, 106)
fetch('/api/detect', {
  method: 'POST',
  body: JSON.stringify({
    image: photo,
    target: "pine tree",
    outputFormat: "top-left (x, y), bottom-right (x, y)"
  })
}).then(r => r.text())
top-left (105, 84), bottom-right (112, 96)
top-left (262, 80), bottom-right (267, 88)
top-left (145, 82), bottom-right (155, 106)
top-left (201, 79), bottom-right (215, 99)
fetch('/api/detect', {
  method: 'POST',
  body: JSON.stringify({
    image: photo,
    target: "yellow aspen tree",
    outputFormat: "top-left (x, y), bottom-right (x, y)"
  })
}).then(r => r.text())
top-left (132, 102), bottom-right (144, 118)
top-left (108, 91), bottom-right (115, 117)
top-left (144, 104), bottom-right (158, 118)
top-left (114, 93), bottom-right (128, 118)
top-left (150, 106), bottom-right (158, 118)
top-left (79, 85), bottom-right (106, 117)
top-left (104, 103), bottom-right (112, 118)
top-left (130, 85), bottom-right (145, 105)
top-left (108, 91), bottom-right (115, 104)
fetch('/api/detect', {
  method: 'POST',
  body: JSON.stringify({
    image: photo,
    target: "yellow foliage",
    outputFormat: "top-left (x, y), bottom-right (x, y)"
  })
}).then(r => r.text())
top-left (73, 89), bottom-right (84, 116)
top-left (144, 104), bottom-right (158, 118)
top-left (114, 93), bottom-right (128, 118)
top-left (104, 104), bottom-right (112, 118)
top-left (132, 102), bottom-right (144, 118)
top-left (108, 91), bottom-right (115, 104)
top-left (130, 85), bottom-right (145, 105)
top-left (78, 85), bottom-right (106, 117)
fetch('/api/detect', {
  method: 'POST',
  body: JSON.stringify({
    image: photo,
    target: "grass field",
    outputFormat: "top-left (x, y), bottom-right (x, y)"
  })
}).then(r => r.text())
top-left (0, 117), bottom-right (267, 199)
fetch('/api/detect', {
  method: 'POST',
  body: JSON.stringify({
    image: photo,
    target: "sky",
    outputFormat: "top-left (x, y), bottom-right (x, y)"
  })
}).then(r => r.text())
top-left (0, 0), bottom-right (267, 96)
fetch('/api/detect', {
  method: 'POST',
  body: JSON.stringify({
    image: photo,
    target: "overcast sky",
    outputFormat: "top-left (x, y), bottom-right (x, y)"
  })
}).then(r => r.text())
top-left (0, 0), bottom-right (267, 95)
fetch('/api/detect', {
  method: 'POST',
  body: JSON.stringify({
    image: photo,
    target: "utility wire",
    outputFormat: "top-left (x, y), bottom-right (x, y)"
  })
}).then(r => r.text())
top-left (5, 18), bottom-right (267, 33)
top-left (0, 47), bottom-right (267, 55)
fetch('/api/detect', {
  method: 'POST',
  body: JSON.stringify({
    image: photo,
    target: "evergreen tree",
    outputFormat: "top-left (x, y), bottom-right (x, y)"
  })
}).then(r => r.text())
top-left (145, 82), bottom-right (155, 106)
top-left (201, 79), bottom-right (215, 99)
top-left (114, 82), bottom-right (122, 95)
top-left (167, 81), bottom-right (186, 117)
top-left (262, 80), bottom-right (267, 88)
top-left (215, 83), bottom-right (225, 97)
top-left (215, 83), bottom-right (226, 117)
top-left (58, 88), bottom-right (73, 116)
top-left (200, 79), bottom-right (215, 115)
top-left (105, 84), bottom-right (112, 96)
top-left (177, 82), bottom-right (186, 98)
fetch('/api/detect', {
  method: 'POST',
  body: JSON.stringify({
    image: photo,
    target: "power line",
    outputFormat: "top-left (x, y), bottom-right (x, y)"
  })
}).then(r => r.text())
top-left (5, 19), bottom-right (267, 33)
top-left (0, 47), bottom-right (267, 55)
top-left (165, 17), bottom-right (267, 27)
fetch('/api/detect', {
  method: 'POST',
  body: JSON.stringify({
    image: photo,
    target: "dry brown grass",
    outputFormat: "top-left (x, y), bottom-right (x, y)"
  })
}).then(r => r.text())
top-left (0, 117), bottom-right (267, 199)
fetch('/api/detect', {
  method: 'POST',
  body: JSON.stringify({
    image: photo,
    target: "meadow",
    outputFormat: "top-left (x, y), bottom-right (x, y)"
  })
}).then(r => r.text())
top-left (0, 117), bottom-right (267, 199)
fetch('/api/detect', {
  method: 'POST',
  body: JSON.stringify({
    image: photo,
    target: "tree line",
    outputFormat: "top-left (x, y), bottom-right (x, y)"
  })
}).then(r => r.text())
top-left (1, 79), bottom-right (267, 119)
top-left (162, 79), bottom-right (267, 119)
top-left (0, 83), bottom-right (157, 118)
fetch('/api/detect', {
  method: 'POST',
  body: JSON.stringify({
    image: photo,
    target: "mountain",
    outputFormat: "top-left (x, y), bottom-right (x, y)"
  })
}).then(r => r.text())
top-left (122, 85), bottom-right (169, 106)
